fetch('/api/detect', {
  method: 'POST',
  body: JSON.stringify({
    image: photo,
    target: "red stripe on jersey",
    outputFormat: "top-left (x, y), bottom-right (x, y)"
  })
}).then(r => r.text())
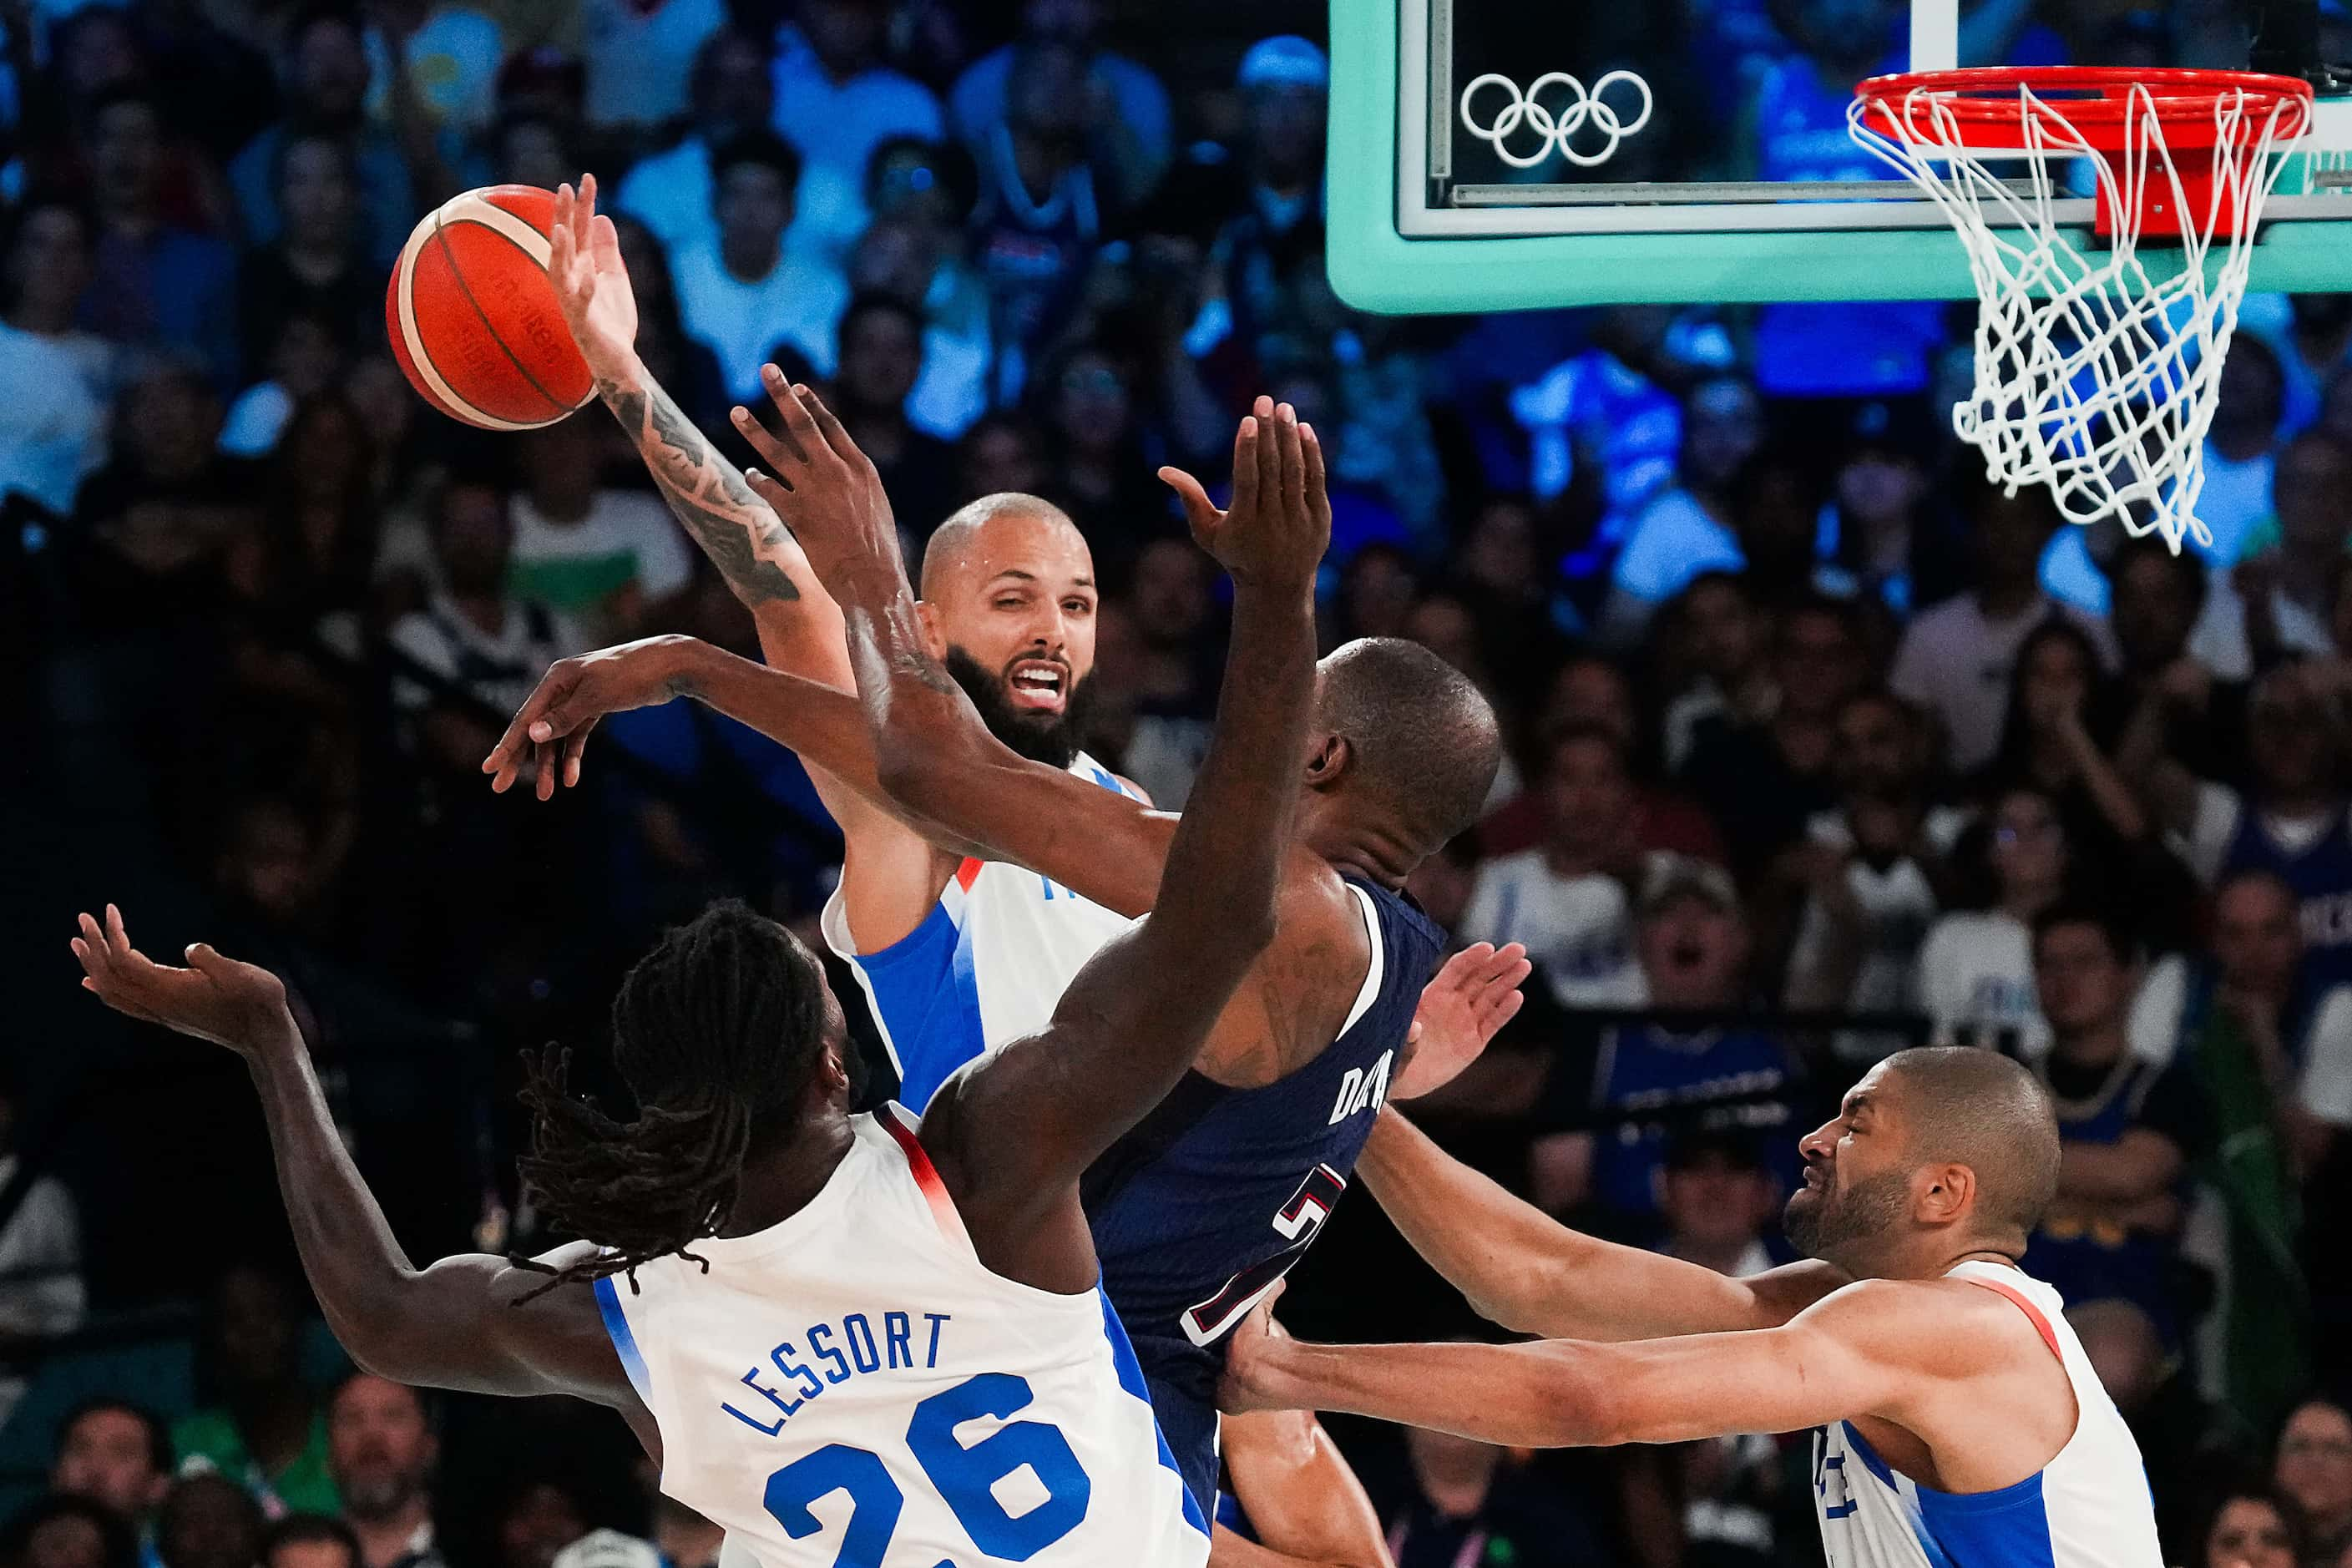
top-left (955, 857), bottom-right (983, 893)
top-left (874, 1104), bottom-right (974, 1253)
top-left (1961, 1276), bottom-right (2063, 1361)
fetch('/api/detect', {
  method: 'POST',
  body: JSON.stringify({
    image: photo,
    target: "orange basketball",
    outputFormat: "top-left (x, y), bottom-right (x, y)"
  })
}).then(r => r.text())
top-left (385, 185), bottom-right (594, 431)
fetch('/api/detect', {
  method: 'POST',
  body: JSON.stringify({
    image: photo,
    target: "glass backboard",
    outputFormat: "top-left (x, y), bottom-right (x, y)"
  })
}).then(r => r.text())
top-left (1327, 0), bottom-right (2352, 312)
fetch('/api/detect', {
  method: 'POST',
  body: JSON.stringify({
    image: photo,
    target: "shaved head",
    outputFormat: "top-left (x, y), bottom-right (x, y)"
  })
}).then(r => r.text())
top-left (1883, 1046), bottom-right (2061, 1251)
top-left (1315, 638), bottom-right (1501, 855)
top-left (918, 493), bottom-right (1085, 599)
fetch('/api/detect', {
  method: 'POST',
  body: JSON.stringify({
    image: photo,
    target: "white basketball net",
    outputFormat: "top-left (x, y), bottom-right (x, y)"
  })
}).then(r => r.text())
top-left (1847, 81), bottom-right (2304, 552)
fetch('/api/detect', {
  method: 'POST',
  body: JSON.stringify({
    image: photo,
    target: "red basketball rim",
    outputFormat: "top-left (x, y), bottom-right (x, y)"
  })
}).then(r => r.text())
top-left (1855, 65), bottom-right (2314, 153)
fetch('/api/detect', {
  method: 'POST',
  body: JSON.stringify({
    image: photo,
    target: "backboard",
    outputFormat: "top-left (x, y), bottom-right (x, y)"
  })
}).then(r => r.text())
top-left (1325, 0), bottom-right (2352, 312)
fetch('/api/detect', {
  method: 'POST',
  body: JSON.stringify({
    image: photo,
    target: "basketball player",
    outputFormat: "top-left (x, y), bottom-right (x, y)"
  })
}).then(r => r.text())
top-left (1220, 1048), bottom-right (2166, 1568)
top-left (68, 404), bottom-right (1330, 1568)
top-left (490, 175), bottom-right (1520, 1549)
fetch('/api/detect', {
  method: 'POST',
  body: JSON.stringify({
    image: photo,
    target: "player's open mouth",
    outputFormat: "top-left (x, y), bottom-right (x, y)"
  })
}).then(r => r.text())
top-left (1008, 660), bottom-right (1069, 713)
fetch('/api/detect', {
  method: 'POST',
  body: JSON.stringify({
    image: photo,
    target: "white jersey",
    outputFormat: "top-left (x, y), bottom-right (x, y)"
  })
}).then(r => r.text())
top-left (598, 1107), bottom-right (1208, 1568)
top-left (822, 752), bottom-right (1145, 1109)
top-left (1812, 1262), bottom-right (2161, 1568)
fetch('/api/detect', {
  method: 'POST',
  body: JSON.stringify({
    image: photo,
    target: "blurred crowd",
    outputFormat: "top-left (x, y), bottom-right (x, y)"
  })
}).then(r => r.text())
top-left (7, 0), bottom-right (2352, 1564)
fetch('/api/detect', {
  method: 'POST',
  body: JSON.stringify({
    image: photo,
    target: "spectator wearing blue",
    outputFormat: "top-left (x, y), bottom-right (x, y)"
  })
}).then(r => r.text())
top-left (1598, 374), bottom-right (1763, 645)
top-left (230, 10), bottom-right (417, 270)
top-left (81, 89), bottom-right (237, 387)
top-left (826, 293), bottom-right (958, 535)
top-left (948, 0), bottom-right (1171, 210)
top-left (615, 27), bottom-right (774, 258)
top-left (968, 39), bottom-right (1105, 403)
top-left (579, 0), bottom-right (725, 134)
top-left (0, 197), bottom-right (114, 517)
top-left (767, 0), bottom-right (942, 268)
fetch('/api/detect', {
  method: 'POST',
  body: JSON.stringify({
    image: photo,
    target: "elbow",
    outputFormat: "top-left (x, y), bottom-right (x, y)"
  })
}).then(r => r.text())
top-left (1519, 1349), bottom-right (1624, 1447)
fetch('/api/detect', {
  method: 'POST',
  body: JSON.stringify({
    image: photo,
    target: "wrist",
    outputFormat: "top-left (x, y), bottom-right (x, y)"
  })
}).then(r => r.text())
top-left (590, 350), bottom-right (650, 401)
top-left (651, 633), bottom-right (716, 696)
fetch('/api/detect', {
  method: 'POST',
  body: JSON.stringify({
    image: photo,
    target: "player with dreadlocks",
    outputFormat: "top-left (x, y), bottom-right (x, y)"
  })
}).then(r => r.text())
top-left (70, 402), bottom-right (1331, 1568)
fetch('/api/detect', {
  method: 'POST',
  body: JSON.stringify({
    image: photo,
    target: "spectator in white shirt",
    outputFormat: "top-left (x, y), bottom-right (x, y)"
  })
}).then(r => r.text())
top-left (1783, 689), bottom-right (1969, 1054)
top-left (1920, 782), bottom-right (2068, 1055)
top-left (614, 28), bottom-right (775, 259)
top-left (1890, 473), bottom-right (2092, 775)
top-left (768, 0), bottom-right (943, 268)
top-left (1599, 375), bottom-right (1763, 647)
top-left (581, 0), bottom-right (725, 133)
top-left (503, 418), bottom-right (690, 645)
top-left (0, 1076), bottom-right (85, 1425)
top-left (668, 130), bottom-right (847, 396)
top-left (0, 198), bottom-right (114, 515)
top-left (1461, 724), bottom-right (1655, 1009)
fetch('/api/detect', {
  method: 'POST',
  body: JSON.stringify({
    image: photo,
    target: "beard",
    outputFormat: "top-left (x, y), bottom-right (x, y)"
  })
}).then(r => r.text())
top-left (337, 1469), bottom-right (421, 1520)
top-left (943, 646), bottom-right (1096, 769)
top-left (1783, 1166), bottom-right (1911, 1267)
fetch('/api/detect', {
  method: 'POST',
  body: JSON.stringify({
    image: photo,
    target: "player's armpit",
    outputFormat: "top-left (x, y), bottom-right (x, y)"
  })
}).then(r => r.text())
top-left (387, 1247), bottom-right (640, 1409)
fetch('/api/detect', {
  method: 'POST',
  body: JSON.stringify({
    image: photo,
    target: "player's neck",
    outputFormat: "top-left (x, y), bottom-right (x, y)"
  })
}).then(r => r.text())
top-left (721, 1114), bottom-right (857, 1236)
top-left (1302, 812), bottom-right (1414, 890)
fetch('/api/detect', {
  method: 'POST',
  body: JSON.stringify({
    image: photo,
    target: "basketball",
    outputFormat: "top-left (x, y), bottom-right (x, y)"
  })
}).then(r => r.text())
top-left (384, 185), bottom-right (594, 432)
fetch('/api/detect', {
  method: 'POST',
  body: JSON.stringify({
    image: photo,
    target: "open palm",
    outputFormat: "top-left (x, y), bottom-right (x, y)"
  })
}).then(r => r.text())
top-left (548, 175), bottom-right (638, 382)
top-left (72, 905), bottom-right (296, 1059)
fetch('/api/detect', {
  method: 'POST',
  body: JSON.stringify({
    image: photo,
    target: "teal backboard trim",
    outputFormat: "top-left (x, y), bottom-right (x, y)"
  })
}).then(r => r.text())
top-left (1326, 0), bottom-right (2352, 313)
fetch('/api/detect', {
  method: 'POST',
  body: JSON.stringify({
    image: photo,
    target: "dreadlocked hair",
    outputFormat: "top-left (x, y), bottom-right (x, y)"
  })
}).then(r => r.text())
top-left (508, 899), bottom-right (832, 1302)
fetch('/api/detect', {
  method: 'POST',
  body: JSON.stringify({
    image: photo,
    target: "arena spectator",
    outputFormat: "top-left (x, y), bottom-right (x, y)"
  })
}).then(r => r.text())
top-left (488, 1478), bottom-right (586, 1568)
top-left (953, 410), bottom-right (1048, 503)
top-left (579, 0), bottom-right (724, 132)
top-left (0, 1495), bottom-right (136, 1568)
top-left (0, 197), bottom-right (114, 515)
top-left (827, 293), bottom-right (957, 533)
top-left (604, 219), bottom-right (730, 438)
top-left (2028, 903), bottom-right (2209, 1416)
top-left (1657, 570), bottom-right (1773, 776)
top-left (1374, 1423), bottom-right (1606, 1568)
top-left (2152, 661), bottom-right (2352, 989)
top-left (81, 89), bottom-right (238, 386)
top-left (1507, 306), bottom-right (1682, 530)
top-left (1528, 856), bottom-right (1797, 1219)
top-left (844, 193), bottom-right (989, 440)
top-left (0, 1072), bottom-right (84, 1421)
top-left (968, 41), bottom-right (1105, 403)
top-left (52, 1400), bottom-right (172, 1534)
top-left (1889, 473), bottom-right (2080, 774)
top-left (1781, 690), bottom-right (1965, 1052)
top-left (613, 28), bottom-right (775, 257)
top-left (236, 135), bottom-right (372, 376)
top-left (504, 417), bottom-right (690, 645)
top-left (2277, 1399), bottom-right (2352, 1565)
top-left (1461, 724), bottom-right (1655, 1009)
top-left (1680, 594), bottom-right (1866, 881)
top-left (154, 1477), bottom-right (263, 1568)
top-left (949, 0), bottom-right (1171, 207)
top-left (1598, 374), bottom-right (1763, 645)
top-left (1445, 497), bottom-right (1568, 714)
top-left (2111, 535), bottom-right (2248, 787)
top-left (1480, 655), bottom-right (1718, 861)
top-left (766, 0), bottom-right (941, 266)
top-left (2203, 336), bottom-right (2293, 567)
top-left (323, 1378), bottom-right (438, 1568)
top-left (229, 11), bottom-right (417, 267)
top-left (2197, 1486), bottom-right (2303, 1568)
top-left (260, 1517), bottom-right (357, 1568)
top-left (2214, 432), bottom-right (2352, 672)
top-left (173, 1267), bottom-right (338, 1517)
top-left (1919, 782), bottom-right (2069, 1055)
top-left (669, 131), bottom-right (843, 397)
top-left (1038, 342), bottom-right (1164, 548)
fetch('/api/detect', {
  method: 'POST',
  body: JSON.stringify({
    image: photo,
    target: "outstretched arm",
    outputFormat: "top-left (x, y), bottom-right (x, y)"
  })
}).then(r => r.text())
top-left (69, 910), bottom-right (640, 1421)
top-left (1358, 1109), bottom-right (1845, 1339)
top-left (809, 404), bottom-right (1323, 1286)
top-left (1211, 1409), bottom-right (1394, 1568)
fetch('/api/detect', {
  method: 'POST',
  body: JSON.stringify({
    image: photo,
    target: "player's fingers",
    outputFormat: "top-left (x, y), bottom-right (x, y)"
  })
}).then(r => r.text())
top-left (1272, 402), bottom-right (1306, 518)
top-left (589, 212), bottom-right (625, 275)
top-left (1255, 402), bottom-right (1284, 516)
top-left (1227, 416), bottom-right (1261, 520)
top-left (1156, 467), bottom-right (1218, 532)
top-left (562, 720), bottom-right (597, 789)
top-left (795, 385), bottom-right (861, 466)
top-left (743, 467), bottom-right (796, 518)
top-left (765, 370), bottom-right (828, 463)
top-left (104, 903), bottom-right (130, 959)
top-left (1300, 421), bottom-right (1329, 521)
top-left (1485, 990), bottom-right (1526, 1031)
top-left (184, 943), bottom-right (236, 981)
top-left (579, 170), bottom-right (597, 220)
top-left (731, 400), bottom-right (808, 474)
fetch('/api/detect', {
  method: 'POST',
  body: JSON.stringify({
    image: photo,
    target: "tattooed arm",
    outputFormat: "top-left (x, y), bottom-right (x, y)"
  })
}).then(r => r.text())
top-left (545, 177), bottom-right (953, 949)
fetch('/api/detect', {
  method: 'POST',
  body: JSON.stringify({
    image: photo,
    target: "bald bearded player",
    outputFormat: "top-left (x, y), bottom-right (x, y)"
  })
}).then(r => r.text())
top-left (487, 176), bottom-right (1526, 1568)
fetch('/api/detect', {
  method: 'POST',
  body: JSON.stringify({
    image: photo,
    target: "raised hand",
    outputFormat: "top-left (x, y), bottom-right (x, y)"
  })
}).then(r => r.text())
top-left (482, 636), bottom-right (701, 800)
top-left (71, 907), bottom-right (298, 1060)
top-left (729, 374), bottom-right (902, 597)
top-left (1393, 942), bottom-right (1531, 1101)
top-left (547, 175), bottom-right (640, 385)
top-left (1159, 397), bottom-right (1330, 593)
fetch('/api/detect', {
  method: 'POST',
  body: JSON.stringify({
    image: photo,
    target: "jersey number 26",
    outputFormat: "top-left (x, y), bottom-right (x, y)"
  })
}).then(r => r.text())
top-left (761, 1372), bottom-right (1088, 1565)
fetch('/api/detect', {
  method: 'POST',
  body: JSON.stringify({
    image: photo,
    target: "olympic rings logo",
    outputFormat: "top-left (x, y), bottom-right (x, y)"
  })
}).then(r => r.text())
top-left (1459, 70), bottom-right (1654, 169)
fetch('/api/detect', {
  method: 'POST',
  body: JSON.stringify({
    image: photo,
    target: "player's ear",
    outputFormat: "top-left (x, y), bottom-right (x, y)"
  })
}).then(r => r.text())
top-left (1915, 1162), bottom-right (1975, 1228)
top-left (1302, 733), bottom-right (1351, 790)
top-left (914, 598), bottom-right (947, 660)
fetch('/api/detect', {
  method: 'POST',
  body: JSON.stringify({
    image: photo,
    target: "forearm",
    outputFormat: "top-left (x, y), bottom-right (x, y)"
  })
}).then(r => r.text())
top-left (2069, 736), bottom-right (2150, 840)
top-left (1248, 1338), bottom-right (1616, 1449)
top-left (1361, 1110), bottom-right (1782, 1339)
top-left (594, 357), bottom-right (812, 612)
top-left (245, 1040), bottom-right (436, 1379)
top-left (1220, 1410), bottom-right (1393, 1568)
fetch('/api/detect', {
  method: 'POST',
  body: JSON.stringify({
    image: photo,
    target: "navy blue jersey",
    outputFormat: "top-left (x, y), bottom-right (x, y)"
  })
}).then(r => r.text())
top-left (1079, 878), bottom-right (1447, 1511)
